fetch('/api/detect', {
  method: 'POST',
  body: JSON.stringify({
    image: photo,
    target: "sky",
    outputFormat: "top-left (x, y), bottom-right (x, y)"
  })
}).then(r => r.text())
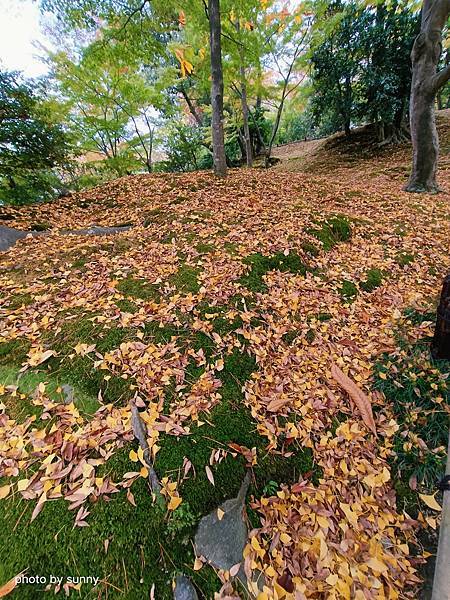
top-left (0, 0), bottom-right (52, 77)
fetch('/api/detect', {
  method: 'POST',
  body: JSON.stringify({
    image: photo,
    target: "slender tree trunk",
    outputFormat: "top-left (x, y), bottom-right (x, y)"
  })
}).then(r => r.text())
top-left (235, 21), bottom-right (252, 167)
top-left (208, 0), bottom-right (227, 177)
top-left (405, 0), bottom-right (450, 193)
top-left (240, 66), bottom-right (253, 167)
top-left (180, 88), bottom-right (203, 127)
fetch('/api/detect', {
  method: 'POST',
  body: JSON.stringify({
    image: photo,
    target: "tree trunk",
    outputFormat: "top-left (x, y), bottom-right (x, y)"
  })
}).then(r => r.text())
top-left (208, 0), bottom-right (227, 177)
top-left (240, 66), bottom-right (253, 167)
top-left (235, 21), bottom-right (252, 167)
top-left (431, 431), bottom-right (450, 600)
top-left (432, 273), bottom-right (450, 360)
top-left (405, 0), bottom-right (450, 193)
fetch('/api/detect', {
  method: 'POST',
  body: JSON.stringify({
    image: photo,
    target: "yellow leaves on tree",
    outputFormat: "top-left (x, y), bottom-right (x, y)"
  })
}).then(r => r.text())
top-left (174, 48), bottom-right (194, 78)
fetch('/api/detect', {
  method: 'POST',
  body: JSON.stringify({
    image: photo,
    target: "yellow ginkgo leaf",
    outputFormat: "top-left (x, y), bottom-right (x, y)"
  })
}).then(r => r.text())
top-left (168, 496), bottom-right (182, 511)
top-left (419, 493), bottom-right (442, 511)
top-left (0, 485), bottom-right (10, 500)
top-left (129, 449), bottom-right (138, 462)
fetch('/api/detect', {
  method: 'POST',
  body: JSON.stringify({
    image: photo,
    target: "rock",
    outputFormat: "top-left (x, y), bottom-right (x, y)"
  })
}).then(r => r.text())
top-left (61, 384), bottom-right (74, 404)
top-left (173, 574), bottom-right (199, 600)
top-left (0, 224), bottom-right (131, 252)
top-left (194, 472), bottom-right (251, 574)
top-left (0, 226), bottom-right (29, 251)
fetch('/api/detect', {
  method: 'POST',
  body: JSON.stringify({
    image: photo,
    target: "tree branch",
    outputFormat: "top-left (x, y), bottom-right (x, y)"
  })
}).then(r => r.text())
top-left (433, 63), bottom-right (450, 92)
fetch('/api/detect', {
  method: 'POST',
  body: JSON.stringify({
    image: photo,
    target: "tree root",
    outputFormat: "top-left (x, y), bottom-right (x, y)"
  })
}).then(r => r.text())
top-left (130, 401), bottom-right (162, 496)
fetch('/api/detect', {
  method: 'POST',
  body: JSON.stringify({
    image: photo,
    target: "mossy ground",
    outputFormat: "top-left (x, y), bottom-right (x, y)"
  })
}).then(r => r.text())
top-left (0, 299), bottom-right (317, 598)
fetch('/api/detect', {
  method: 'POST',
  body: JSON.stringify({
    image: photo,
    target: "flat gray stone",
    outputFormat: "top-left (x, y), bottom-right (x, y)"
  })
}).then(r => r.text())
top-left (61, 384), bottom-right (75, 404)
top-left (0, 225), bottom-right (30, 251)
top-left (0, 224), bottom-right (131, 252)
top-left (173, 574), bottom-right (199, 600)
top-left (194, 473), bottom-right (250, 572)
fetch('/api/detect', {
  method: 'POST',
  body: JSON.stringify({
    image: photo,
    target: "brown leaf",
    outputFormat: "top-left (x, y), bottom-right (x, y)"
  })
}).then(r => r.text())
top-left (266, 397), bottom-right (289, 412)
top-left (0, 570), bottom-right (26, 597)
top-left (205, 465), bottom-right (215, 486)
top-left (331, 363), bottom-right (377, 435)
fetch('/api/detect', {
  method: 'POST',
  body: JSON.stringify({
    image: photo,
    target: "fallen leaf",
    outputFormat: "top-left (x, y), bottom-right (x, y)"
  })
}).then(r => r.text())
top-left (331, 363), bottom-right (377, 435)
top-left (419, 493), bottom-right (442, 511)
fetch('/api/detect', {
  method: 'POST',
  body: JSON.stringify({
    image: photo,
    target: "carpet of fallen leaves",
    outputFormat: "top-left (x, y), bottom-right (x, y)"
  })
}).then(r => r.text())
top-left (1, 116), bottom-right (450, 599)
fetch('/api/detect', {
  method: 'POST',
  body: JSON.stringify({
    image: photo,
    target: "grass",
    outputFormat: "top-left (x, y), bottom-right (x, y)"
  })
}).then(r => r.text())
top-left (116, 276), bottom-right (160, 301)
top-left (373, 329), bottom-right (449, 512)
top-left (168, 264), bottom-right (201, 294)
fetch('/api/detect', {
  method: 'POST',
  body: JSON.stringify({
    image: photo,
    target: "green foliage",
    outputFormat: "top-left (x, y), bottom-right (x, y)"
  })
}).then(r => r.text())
top-left (310, 2), bottom-right (418, 136)
top-left (374, 342), bottom-right (449, 494)
top-left (157, 124), bottom-right (208, 173)
top-left (395, 252), bottom-right (415, 267)
top-left (0, 70), bottom-right (72, 205)
top-left (165, 502), bottom-right (198, 538)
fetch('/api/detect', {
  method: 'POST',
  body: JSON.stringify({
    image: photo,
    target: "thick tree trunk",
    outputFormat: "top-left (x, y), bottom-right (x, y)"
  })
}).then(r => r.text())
top-left (208, 0), bottom-right (227, 177)
top-left (405, 0), bottom-right (450, 193)
top-left (432, 273), bottom-right (450, 360)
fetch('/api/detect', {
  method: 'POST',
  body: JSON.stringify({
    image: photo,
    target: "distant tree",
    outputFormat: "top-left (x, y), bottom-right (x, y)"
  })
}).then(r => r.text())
top-left (405, 0), bottom-right (450, 193)
top-left (208, 0), bottom-right (227, 177)
top-left (310, 1), bottom-right (417, 141)
top-left (0, 71), bottom-right (71, 204)
top-left (359, 1), bottom-right (418, 144)
top-left (311, 3), bottom-right (364, 137)
top-left (50, 40), bottom-right (166, 175)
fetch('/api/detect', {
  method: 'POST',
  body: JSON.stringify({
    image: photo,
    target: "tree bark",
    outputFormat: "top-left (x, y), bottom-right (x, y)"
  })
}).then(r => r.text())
top-left (432, 273), bottom-right (450, 360)
top-left (431, 431), bottom-right (450, 600)
top-left (235, 21), bottom-right (252, 167)
top-left (405, 0), bottom-right (450, 193)
top-left (208, 0), bottom-right (227, 177)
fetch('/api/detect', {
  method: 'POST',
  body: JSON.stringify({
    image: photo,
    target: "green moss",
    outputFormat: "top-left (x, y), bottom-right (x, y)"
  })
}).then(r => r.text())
top-left (239, 251), bottom-right (307, 293)
top-left (316, 313), bottom-right (332, 322)
top-left (305, 328), bottom-right (316, 344)
top-left (339, 280), bottom-right (358, 301)
top-left (30, 221), bottom-right (51, 232)
top-left (117, 277), bottom-right (159, 301)
top-left (306, 215), bottom-right (351, 251)
top-left (5, 293), bottom-right (34, 309)
top-left (282, 330), bottom-right (299, 345)
top-left (301, 241), bottom-right (319, 257)
top-left (143, 207), bottom-right (167, 227)
top-left (169, 264), bottom-right (200, 295)
top-left (0, 472), bottom-right (221, 600)
top-left (196, 242), bottom-right (215, 254)
top-left (0, 365), bottom-right (99, 418)
top-left (360, 268), bottom-right (383, 292)
top-left (395, 252), bottom-right (415, 267)
top-left (223, 241), bottom-right (238, 255)
top-left (394, 224), bottom-right (408, 237)
top-left (0, 339), bottom-right (30, 366)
